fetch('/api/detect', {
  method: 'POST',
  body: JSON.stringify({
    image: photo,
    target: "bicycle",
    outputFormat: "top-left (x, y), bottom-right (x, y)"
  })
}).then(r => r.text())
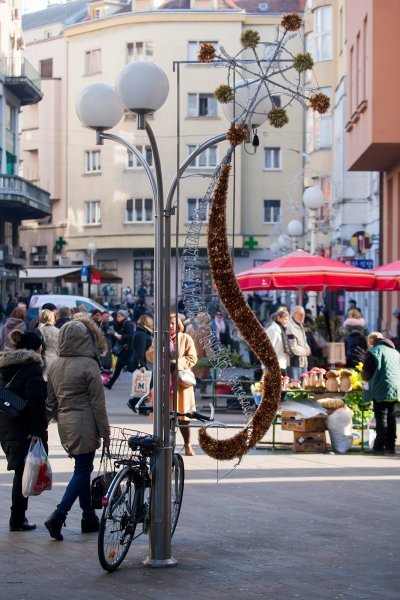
top-left (98, 405), bottom-right (215, 572)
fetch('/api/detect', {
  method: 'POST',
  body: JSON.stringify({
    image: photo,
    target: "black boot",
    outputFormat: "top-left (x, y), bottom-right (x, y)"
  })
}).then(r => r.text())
top-left (44, 509), bottom-right (66, 541)
top-left (81, 512), bottom-right (100, 533)
top-left (9, 518), bottom-right (36, 532)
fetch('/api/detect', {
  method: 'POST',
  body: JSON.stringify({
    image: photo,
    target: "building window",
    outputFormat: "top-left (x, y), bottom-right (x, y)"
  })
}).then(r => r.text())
top-left (313, 6), bottom-right (332, 61)
top-left (84, 201), bottom-right (101, 225)
top-left (40, 58), bottom-right (53, 78)
top-left (84, 49), bottom-right (101, 75)
top-left (134, 258), bottom-right (154, 297)
top-left (187, 198), bottom-right (209, 222)
top-left (188, 93), bottom-right (217, 117)
top-left (306, 87), bottom-right (332, 151)
top-left (264, 147), bottom-right (281, 170)
top-left (126, 198), bottom-right (153, 222)
top-left (126, 41), bottom-right (154, 62)
top-left (127, 146), bottom-right (153, 168)
top-left (263, 200), bottom-right (280, 224)
top-left (187, 144), bottom-right (217, 168)
top-left (84, 150), bottom-right (101, 173)
top-left (304, 33), bottom-right (313, 84)
top-left (187, 40), bottom-right (218, 61)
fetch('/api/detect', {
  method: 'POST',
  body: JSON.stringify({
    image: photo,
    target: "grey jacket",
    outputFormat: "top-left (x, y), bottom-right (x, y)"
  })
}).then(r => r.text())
top-left (286, 317), bottom-right (310, 369)
top-left (47, 316), bottom-right (110, 456)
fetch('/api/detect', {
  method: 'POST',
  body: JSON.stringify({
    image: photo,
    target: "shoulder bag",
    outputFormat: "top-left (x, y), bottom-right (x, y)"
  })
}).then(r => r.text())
top-left (90, 448), bottom-right (115, 509)
top-left (0, 370), bottom-right (27, 418)
top-left (178, 369), bottom-right (197, 388)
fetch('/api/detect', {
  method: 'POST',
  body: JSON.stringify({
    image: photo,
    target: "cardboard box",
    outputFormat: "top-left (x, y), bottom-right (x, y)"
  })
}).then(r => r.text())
top-left (293, 431), bottom-right (327, 453)
top-left (281, 412), bottom-right (327, 432)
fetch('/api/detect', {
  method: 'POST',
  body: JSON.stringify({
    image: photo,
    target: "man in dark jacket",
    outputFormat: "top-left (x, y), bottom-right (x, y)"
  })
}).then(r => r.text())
top-left (103, 310), bottom-right (135, 390)
top-left (55, 306), bottom-right (71, 329)
top-left (362, 334), bottom-right (400, 454)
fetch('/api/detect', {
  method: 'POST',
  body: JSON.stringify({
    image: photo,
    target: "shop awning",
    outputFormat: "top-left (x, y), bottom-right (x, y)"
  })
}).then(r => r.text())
top-left (19, 267), bottom-right (82, 279)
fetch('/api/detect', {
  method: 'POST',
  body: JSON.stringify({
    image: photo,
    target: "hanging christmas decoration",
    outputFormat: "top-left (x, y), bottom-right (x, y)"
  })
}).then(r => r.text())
top-left (268, 107), bottom-right (289, 128)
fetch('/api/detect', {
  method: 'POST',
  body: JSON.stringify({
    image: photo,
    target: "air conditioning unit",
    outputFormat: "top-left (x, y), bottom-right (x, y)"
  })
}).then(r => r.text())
top-left (30, 246), bottom-right (38, 254)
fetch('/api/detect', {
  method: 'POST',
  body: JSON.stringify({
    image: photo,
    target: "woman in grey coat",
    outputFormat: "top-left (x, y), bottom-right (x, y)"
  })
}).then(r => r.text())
top-left (38, 308), bottom-right (59, 381)
top-left (44, 315), bottom-right (110, 541)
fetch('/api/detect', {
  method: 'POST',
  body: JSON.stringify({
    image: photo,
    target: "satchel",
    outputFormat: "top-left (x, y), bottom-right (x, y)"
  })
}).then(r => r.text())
top-left (112, 342), bottom-right (127, 357)
top-left (178, 369), bottom-right (196, 388)
top-left (0, 370), bottom-right (27, 418)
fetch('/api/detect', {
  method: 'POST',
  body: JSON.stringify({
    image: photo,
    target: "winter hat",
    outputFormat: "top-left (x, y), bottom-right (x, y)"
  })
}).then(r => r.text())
top-left (41, 302), bottom-right (57, 311)
top-left (117, 310), bottom-right (129, 318)
top-left (10, 330), bottom-right (42, 351)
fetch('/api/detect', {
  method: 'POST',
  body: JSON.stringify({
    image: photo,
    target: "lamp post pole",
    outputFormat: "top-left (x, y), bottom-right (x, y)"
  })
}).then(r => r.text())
top-left (87, 238), bottom-right (97, 299)
top-left (76, 69), bottom-right (227, 567)
top-left (303, 186), bottom-right (324, 317)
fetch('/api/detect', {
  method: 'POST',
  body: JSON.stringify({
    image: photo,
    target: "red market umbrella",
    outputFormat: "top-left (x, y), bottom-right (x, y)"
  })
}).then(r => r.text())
top-left (236, 250), bottom-right (375, 292)
top-left (372, 260), bottom-right (400, 291)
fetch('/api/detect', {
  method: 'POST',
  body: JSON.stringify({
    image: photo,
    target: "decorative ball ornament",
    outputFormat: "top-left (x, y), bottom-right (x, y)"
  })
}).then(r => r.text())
top-left (115, 61), bottom-right (169, 114)
top-left (268, 107), bottom-right (289, 128)
top-left (214, 85), bottom-right (235, 104)
top-left (309, 92), bottom-right (330, 114)
top-left (240, 29), bottom-right (260, 49)
top-left (293, 52), bottom-right (314, 73)
top-left (198, 43), bottom-right (216, 63)
top-left (281, 12), bottom-right (303, 31)
top-left (226, 124), bottom-right (248, 146)
top-left (75, 83), bottom-right (124, 130)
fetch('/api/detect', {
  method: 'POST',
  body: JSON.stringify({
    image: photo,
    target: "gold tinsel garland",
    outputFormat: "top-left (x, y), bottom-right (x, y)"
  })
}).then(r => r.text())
top-left (268, 107), bottom-right (289, 128)
top-left (199, 163), bottom-right (282, 460)
top-left (293, 52), bottom-right (314, 73)
top-left (226, 124), bottom-right (248, 146)
top-left (214, 84), bottom-right (235, 104)
top-left (240, 30), bottom-right (260, 49)
top-left (198, 43), bottom-right (216, 63)
top-left (310, 92), bottom-right (330, 114)
top-left (281, 12), bottom-right (302, 31)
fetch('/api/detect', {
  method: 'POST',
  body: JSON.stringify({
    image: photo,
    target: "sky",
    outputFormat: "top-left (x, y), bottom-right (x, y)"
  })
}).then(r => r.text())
top-left (22, 0), bottom-right (164, 14)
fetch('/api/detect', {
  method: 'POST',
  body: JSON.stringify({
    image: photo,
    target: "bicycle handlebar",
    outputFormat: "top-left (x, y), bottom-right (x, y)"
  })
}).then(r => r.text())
top-left (130, 393), bottom-right (215, 423)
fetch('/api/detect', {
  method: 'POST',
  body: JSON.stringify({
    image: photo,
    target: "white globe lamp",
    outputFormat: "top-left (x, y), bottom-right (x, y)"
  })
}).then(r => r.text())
top-left (75, 83), bottom-right (124, 130)
top-left (278, 233), bottom-right (290, 248)
top-left (222, 79), bottom-right (273, 128)
top-left (287, 219), bottom-right (303, 237)
top-left (303, 186), bottom-right (325, 210)
top-left (116, 61), bottom-right (169, 114)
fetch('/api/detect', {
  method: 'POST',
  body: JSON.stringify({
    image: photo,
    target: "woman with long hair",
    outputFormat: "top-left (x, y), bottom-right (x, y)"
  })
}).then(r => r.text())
top-left (0, 306), bottom-right (27, 350)
top-left (38, 308), bottom-right (59, 381)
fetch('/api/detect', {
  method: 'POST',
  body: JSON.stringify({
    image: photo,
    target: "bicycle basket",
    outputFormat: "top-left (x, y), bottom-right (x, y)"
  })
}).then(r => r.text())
top-left (105, 427), bottom-right (161, 461)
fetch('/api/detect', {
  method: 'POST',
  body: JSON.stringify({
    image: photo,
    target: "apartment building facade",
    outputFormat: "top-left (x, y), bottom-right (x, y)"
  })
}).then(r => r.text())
top-left (20, 0), bottom-right (306, 302)
top-left (0, 0), bottom-right (50, 304)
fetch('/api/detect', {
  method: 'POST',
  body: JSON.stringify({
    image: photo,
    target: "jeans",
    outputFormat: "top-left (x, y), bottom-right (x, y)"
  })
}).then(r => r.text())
top-left (373, 401), bottom-right (398, 451)
top-left (58, 451), bottom-right (95, 515)
top-left (287, 366), bottom-right (307, 381)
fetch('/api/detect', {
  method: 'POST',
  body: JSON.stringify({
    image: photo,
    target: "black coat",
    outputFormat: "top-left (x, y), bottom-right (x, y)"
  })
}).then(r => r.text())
top-left (0, 349), bottom-right (47, 470)
top-left (345, 330), bottom-right (368, 368)
top-left (131, 325), bottom-right (153, 371)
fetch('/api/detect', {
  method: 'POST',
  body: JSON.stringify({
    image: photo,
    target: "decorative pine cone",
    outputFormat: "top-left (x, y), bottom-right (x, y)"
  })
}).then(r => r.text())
top-left (240, 29), bottom-right (260, 49)
top-left (198, 43), bottom-right (216, 63)
top-left (268, 107), bottom-right (289, 128)
top-left (309, 92), bottom-right (330, 114)
top-left (214, 85), bottom-right (235, 104)
top-left (293, 52), bottom-right (314, 73)
top-left (226, 124), bottom-right (248, 146)
top-left (281, 12), bottom-right (302, 31)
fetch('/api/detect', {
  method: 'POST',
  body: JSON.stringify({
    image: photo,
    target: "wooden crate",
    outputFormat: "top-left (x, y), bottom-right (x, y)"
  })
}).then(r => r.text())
top-left (293, 431), bottom-right (327, 453)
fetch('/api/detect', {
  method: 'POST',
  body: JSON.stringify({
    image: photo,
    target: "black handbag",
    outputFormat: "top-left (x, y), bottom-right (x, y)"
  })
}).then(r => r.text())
top-left (91, 472), bottom-right (115, 509)
top-left (0, 370), bottom-right (27, 418)
top-left (112, 342), bottom-right (127, 357)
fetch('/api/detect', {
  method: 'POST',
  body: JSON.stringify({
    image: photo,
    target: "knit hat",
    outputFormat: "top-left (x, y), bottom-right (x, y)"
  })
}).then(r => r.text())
top-left (41, 302), bottom-right (57, 311)
top-left (117, 310), bottom-right (129, 318)
top-left (10, 330), bottom-right (42, 351)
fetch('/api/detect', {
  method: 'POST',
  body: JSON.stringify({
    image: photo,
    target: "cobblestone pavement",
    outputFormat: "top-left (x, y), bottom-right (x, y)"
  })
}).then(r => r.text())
top-left (0, 371), bottom-right (399, 600)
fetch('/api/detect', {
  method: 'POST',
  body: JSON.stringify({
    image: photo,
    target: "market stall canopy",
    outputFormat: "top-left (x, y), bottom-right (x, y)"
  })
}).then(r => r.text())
top-left (236, 250), bottom-right (375, 291)
top-left (63, 268), bottom-right (122, 283)
top-left (372, 259), bottom-right (400, 291)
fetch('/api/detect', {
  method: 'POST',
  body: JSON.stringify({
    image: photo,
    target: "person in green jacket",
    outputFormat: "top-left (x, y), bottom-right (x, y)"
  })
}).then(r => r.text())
top-left (362, 333), bottom-right (400, 454)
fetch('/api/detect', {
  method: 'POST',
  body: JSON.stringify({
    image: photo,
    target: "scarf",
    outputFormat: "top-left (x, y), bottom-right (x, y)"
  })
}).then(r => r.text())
top-left (278, 322), bottom-right (292, 356)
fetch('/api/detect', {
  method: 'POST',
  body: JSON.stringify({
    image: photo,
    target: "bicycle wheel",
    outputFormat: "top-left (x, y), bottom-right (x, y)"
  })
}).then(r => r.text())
top-left (171, 453), bottom-right (184, 536)
top-left (98, 466), bottom-right (141, 572)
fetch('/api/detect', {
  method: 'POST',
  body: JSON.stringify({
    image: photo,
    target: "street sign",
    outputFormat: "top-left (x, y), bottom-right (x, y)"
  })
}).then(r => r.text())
top-left (92, 273), bottom-right (101, 285)
top-left (350, 259), bottom-right (374, 269)
top-left (81, 265), bottom-right (88, 282)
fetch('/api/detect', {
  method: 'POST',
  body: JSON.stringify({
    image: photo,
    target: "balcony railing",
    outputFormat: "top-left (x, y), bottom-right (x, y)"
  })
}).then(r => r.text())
top-left (0, 56), bottom-right (42, 105)
top-left (0, 244), bottom-right (26, 266)
top-left (0, 175), bottom-right (51, 219)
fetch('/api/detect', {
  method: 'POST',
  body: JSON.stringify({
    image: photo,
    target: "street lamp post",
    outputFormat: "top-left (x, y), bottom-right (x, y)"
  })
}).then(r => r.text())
top-left (303, 185), bottom-right (324, 316)
top-left (76, 64), bottom-right (226, 568)
top-left (287, 219), bottom-right (303, 250)
top-left (87, 237), bottom-right (97, 299)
